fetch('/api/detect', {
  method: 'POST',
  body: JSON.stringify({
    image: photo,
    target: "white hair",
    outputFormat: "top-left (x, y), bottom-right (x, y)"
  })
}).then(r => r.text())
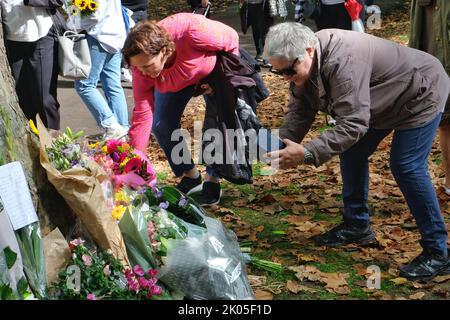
top-left (263, 22), bottom-right (319, 62)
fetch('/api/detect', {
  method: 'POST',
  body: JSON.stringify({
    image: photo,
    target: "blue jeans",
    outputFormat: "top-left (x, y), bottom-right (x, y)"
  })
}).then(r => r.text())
top-left (75, 35), bottom-right (129, 129)
top-left (340, 114), bottom-right (448, 255)
top-left (152, 85), bottom-right (217, 178)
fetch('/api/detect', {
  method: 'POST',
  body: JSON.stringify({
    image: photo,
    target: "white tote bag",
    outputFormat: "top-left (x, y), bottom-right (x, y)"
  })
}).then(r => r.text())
top-left (57, 30), bottom-right (91, 80)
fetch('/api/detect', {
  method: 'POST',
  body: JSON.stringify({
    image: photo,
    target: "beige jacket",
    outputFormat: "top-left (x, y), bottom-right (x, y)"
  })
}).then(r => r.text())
top-left (280, 29), bottom-right (450, 166)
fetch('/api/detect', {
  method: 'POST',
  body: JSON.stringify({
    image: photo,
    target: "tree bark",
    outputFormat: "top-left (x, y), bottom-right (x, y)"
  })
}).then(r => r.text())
top-left (0, 14), bottom-right (74, 236)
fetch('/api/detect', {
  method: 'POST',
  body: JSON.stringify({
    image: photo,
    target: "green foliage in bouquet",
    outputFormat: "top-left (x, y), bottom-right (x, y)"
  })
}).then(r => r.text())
top-left (52, 239), bottom-right (168, 300)
top-left (0, 246), bottom-right (33, 300)
top-left (46, 127), bottom-right (84, 171)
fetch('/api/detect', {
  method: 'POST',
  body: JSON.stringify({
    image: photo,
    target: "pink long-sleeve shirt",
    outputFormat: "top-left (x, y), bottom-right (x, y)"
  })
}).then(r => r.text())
top-left (129, 13), bottom-right (239, 151)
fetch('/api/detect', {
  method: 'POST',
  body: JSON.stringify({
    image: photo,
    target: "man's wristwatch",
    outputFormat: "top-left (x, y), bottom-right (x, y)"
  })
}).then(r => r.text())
top-left (303, 147), bottom-right (315, 165)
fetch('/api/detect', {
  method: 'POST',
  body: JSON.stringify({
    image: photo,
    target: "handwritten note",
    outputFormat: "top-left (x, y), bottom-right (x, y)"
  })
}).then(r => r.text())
top-left (0, 162), bottom-right (38, 230)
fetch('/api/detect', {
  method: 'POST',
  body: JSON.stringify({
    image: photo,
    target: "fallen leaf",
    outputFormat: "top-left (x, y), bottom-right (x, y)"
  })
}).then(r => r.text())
top-left (390, 277), bottom-right (408, 285)
top-left (433, 274), bottom-right (450, 283)
top-left (409, 292), bottom-right (426, 300)
top-left (254, 290), bottom-right (273, 300)
top-left (286, 280), bottom-right (317, 294)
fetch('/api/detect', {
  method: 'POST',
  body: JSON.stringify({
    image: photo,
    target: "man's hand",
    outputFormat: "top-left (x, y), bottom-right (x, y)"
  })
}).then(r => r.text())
top-left (265, 139), bottom-right (305, 169)
top-left (201, 0), bottom-right (210, 7)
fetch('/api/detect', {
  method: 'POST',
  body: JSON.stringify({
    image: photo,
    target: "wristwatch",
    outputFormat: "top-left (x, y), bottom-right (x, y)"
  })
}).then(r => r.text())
top-left (303, 147), bottom-right (315, 165)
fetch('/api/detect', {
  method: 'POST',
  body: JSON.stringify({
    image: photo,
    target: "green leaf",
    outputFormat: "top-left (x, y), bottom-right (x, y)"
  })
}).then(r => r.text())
top-left (17, 277), bottom-right (29, 298)
top-left (0, 284), bottom-right (15, 300)
top-left (4, 246), bottom-right (17, 269)
top-left (66, 127), bottom-right (73, 139)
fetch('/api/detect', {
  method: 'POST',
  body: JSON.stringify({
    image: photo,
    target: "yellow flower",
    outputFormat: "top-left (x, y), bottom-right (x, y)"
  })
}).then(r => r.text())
top-left (89, 142), bottom-right (99, 149)
top-left (102, 145), bottom-right (108, 153)
top-left (114, 190), bottom-right (130, 204)
top-left (88, 0), bottom-right (98, 12)
top-left (112, 205), bottom-right (126, 220)
top-left (120, 157), bottom-right (130, 169)
top-left (29, 119), bottom-right (39, 136)
top-left (76, 0), bottom-right (88, 10)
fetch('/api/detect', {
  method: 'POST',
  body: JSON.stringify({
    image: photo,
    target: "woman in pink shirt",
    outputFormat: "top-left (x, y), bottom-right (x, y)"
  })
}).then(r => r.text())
top-left (122, 13), bottom-right (239, 206)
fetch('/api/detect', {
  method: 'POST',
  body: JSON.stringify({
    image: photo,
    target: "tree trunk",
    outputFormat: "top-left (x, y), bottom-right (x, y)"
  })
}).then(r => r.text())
top-left (0, 15), bottom-right (74, 236)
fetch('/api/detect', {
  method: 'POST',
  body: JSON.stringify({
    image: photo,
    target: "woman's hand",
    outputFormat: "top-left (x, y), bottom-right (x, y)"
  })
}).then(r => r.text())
top-left (265, 139), bottom-right (305, 170)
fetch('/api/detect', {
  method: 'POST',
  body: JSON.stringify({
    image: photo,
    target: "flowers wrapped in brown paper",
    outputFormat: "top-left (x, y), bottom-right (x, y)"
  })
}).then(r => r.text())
top-left (36, 117), bottom-right (128, 264)
top-left (43, 228), bottom-right (71, 286)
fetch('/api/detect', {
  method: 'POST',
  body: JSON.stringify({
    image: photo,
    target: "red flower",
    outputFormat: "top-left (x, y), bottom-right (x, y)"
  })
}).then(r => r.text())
top-left (123, 157), bottom-right (143, 173)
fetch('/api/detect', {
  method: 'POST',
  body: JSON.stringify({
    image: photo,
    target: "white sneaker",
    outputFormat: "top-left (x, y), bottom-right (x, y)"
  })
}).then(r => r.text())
top-left (104, 123), bottom-right (128, 141)
top-left (121, 68), bottom-right (132, 82)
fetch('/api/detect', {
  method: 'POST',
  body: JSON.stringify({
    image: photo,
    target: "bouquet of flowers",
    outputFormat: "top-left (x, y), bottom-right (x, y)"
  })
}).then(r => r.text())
top-left (70, 0), bottom-right (99, 17)
top-left (52, 238), bottom-right (168, 300)
top-left (88, 140), bottom-right (157, 190)
top-left (118, 186), bottom-right (254, 300)
top-left (46, 127), bottom-right (85, 171)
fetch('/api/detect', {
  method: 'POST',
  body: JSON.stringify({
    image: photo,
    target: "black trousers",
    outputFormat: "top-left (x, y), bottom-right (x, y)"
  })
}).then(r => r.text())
top-left (6, 27), bottom-right (60, 129)
top-left (247, 2), bottom-right (273, 57)
top-left (315, 1), bottom-right (365, 31)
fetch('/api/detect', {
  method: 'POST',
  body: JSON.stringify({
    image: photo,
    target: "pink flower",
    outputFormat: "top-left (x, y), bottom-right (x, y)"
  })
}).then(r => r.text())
top-left (128, 280), bottom-right (139, 292)
top-left (133, 265), bottom-right (145, 277)
top-left (69, 238), bottom-right (84, 250)
top-left (103, 265), bottom-right (111, 276)
top-left (138, 277), bottom-right (150, 289)
top-left (123, 157), bottom-right (143, 174)
top-left (150, 285), bottom-right (163, 295)
top-left (148, 269), bottom-right (158, 278)
top-left (146, 291), bottom-right (153, 300)
top-left (81, 254), bottom-right (92, 267)
top-left (106, 139), bottom-right (121, 154)
top-left (124, 268), bottom-right (133, 280)
top-left (86, 293), bottom-right (97, 300)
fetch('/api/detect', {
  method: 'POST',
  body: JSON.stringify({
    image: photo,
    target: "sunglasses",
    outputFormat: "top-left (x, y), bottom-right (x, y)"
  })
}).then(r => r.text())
top-left (270, 58), bottom-right (299, 76)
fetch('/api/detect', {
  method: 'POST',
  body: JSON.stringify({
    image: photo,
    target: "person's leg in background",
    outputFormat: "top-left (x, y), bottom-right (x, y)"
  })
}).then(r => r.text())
top-left (247, 3), bottom-right (264, 61)
top-left (99, 50), bottom-right (129, 129)
top-left (75, 35), bottom-right (127, 139)
top-left (389, 114), bottom-right (449, 281)
top-left (439, 97), bottom-right (450, 194)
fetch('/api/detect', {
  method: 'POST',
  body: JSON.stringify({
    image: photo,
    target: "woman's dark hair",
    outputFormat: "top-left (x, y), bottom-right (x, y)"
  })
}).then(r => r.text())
top-left (122, 20), bottom-right (175, 66)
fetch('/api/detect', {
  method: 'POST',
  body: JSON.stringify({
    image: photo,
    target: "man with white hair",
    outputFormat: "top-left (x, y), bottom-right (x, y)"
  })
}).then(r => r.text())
top-left (264, 22), bottom-right (450, 282)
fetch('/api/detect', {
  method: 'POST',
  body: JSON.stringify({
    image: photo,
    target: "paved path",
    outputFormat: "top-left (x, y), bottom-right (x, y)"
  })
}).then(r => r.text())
top-left (59, 1), bottom-right (404, 134)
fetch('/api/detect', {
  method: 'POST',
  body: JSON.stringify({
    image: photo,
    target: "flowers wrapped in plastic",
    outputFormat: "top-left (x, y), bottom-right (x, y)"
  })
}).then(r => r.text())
top-left (88, 139), bottom-right (157, 190)
top-left (118, 186), bottom-right (254, 300)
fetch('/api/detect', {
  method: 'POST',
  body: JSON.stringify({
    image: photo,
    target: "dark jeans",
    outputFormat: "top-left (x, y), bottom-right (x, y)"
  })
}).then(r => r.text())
top-left (152, 85), bottom-right (217, 178)
top-left (340, 113), bottom-right (448, 255)
top-left (247, 2), bottom-right (273, 57)
top-left (6, 26), bottom-right (60, 129)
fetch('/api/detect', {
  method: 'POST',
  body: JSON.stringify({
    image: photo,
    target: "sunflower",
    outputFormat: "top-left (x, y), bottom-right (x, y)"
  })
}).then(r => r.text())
top-left (76, 0), bottom-right (88, 11)
top-left (87, 0), bottom-right (98, 12)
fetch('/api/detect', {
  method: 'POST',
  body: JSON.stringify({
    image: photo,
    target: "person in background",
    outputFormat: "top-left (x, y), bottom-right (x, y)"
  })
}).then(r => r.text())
top-left (75, 0), bottom-right (129, 140)
top-left (122, 13), bottom-right (241, 206)
top-left (263, 22), bottom-right (450, 282)
top-left (187, 0), bottom-right (211, 17)
top-left (1, 0), bottom-right (66, 130)
top-left (122, 0), bottom-right (148, 22)
top-left (240, 0), bottom-right (273, 67)
top-left (121, 0), bottom-right (148, 82)
top-left (314, 0), bottom-right (365, 30)
top-left (410, 0), bottom-right (450, 195)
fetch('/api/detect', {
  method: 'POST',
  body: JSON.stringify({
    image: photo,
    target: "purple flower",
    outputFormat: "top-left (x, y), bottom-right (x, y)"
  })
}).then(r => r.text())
top-left (155, 189), bottom-right (163, 199)
top-left (71, 160), bottom-right (79, 166)
top-left (86, 293), bottom-right (97, 300)
top-left (178, 195), bottom-right (187, 207)
top-left (133, 265), bottom-right (145, 277)
top-left (159, 201), bottom-right (169, 210)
